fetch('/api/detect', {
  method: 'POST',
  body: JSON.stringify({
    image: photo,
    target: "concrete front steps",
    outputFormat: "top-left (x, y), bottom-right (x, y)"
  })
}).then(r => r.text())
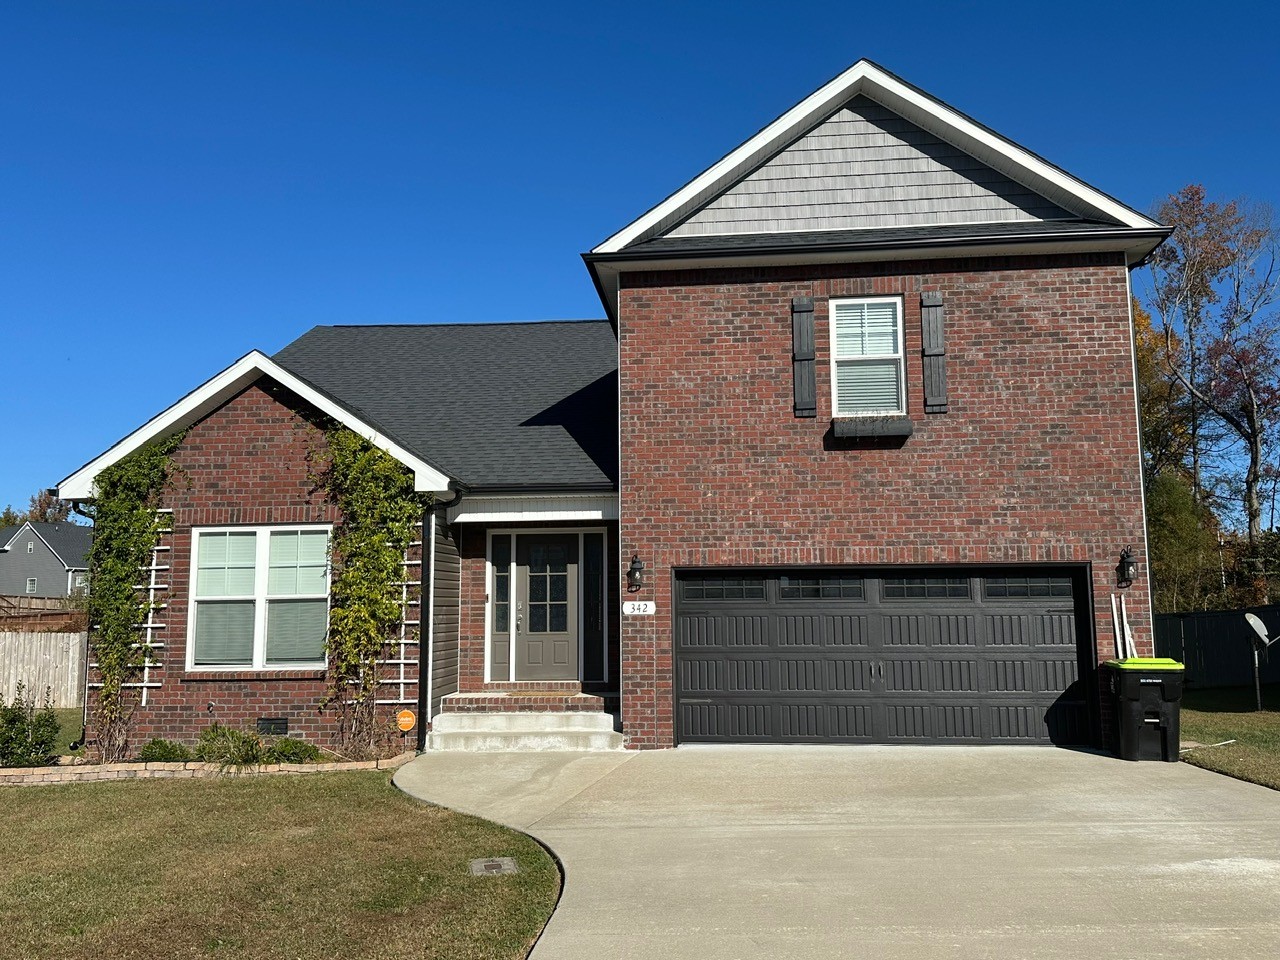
top-left (428, 711), bottom-right (624, 752)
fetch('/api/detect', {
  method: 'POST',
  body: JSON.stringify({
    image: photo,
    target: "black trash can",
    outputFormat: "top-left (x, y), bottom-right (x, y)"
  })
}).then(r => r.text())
top-left (1104, 658), bottom-right (1185, 761)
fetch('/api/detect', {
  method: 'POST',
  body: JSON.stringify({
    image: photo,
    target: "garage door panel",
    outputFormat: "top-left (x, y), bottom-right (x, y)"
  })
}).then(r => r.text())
top-left (675, 569), bottom-right (1090, 745)
top-left (829, 704), bottom-right (875, 739)
top-left (678, 658), bottom-right (725, 693)
top-left (728, 659), bottom-right (770, 692)
top-left (826, 658), bottom-right (873, 692)
top-left (933, 659), bottom-right (980, 692)
top-left (677, 615), bottom-right (720, 648)
top-left (830, 615), bottom-right (870, 646)
top-left (777, 615), bottom-right (824, 646)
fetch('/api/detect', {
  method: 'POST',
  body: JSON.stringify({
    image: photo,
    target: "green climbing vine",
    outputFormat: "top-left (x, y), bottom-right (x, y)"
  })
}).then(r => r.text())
top-left (85, 433), bottom-right (184, 763)
top-left (317, 428), bottom-right (430, 758)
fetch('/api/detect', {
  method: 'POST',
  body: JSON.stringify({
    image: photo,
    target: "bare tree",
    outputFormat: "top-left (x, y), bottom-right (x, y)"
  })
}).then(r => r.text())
top-left (1147, 185), bottom-right (1280, 557)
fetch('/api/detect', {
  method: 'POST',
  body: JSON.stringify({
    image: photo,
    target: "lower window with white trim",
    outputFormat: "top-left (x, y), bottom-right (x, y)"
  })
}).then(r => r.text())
top-left (188, 526), bottom-right (331, 670)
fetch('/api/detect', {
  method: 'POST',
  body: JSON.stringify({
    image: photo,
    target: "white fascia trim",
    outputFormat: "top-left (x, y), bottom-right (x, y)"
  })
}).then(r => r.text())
top-left (449, 493), bottom-right (619, 525)
top-left (5, 522), bottom-right (70, 569)
top-left (592, 60), bottom-right (1158, 253)
top-left (58, 350), bottom-right (453, 500)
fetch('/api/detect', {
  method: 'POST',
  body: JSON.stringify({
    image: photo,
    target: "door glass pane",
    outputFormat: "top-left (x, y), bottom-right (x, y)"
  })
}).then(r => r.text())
top-left (550, 574), bottom-right (567, 602)
top-left (530, 605), bottom-right (547, 632)
top-left (193, 601), bottom-right (254, 665)
top-left (550, 606), bottom-right (567, 632)
top-left (529, 576), bottom-right (546, 602)
top-left (492, 536), bottom-right (511, 634)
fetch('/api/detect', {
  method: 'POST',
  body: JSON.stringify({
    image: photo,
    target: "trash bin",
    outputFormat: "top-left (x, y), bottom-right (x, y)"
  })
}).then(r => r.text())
top-left (1104, 658), bottom-right (1185, 762)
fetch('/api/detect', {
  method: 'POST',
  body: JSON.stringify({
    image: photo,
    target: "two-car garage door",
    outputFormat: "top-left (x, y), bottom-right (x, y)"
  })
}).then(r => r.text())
top-left (674, 569), bottom-right (1093, 745)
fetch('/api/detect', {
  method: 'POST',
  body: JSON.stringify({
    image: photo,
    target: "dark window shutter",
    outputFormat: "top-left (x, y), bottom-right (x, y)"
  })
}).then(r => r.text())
top-left (920, 292), bottom-right (948, 414)
top-left (792, 296), bottom-right (816, 417)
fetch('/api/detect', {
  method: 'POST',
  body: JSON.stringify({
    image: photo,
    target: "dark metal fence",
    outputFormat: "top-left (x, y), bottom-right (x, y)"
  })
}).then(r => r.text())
top-left (1154, 605), bottom-right (1280, 688)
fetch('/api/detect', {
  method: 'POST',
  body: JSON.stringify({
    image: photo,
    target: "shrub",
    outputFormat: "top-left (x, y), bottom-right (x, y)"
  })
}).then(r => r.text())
top-left (0, 684), bottom-right (60, 768)
top-left (265, 737), bottom-right (321, 764)
top-left (136, 738), bottom-right (193, 762)
top-left (195, 724), bottom-right (266, 767)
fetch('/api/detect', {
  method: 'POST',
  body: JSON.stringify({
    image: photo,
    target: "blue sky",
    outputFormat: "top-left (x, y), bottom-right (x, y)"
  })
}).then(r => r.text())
top-left (2, 1), bottom-right (1278, 511)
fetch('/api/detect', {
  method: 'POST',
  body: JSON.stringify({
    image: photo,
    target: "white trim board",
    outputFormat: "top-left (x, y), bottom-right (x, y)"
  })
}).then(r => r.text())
top-left (58, 350), bottom-right (454, 500)
top-left (449, 493), bottom-right (619, 524)
top-left (592, 59), bottom-right (1160, 255)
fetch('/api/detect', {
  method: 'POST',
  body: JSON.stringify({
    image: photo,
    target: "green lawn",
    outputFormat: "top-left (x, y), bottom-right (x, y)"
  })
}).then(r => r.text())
top-left (0, 772), bottom-right (559, 960)
top-left (52, 708), bottom-right (83, 755)
top-left (1180, 684), bottom-right (1280, 790)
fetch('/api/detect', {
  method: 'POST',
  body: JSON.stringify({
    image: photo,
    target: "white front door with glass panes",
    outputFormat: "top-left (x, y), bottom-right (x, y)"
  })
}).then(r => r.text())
top-left (487, 530), bottom-right (607, 683)
top-left (188, 526), bottom-right (330, 670)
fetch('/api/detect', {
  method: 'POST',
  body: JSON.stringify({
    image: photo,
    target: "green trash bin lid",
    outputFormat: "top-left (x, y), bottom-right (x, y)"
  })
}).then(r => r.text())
top-left (1103, 657), bottom-right (1184, 671)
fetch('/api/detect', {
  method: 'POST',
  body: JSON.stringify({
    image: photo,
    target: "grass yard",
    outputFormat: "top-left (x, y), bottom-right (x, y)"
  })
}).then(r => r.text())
top-left (52, 707), bottom-right (83, 755)
top-left (0, 771), bottom-right (559, 960)
top-left (1180, 684), bottom-right (1280, 791)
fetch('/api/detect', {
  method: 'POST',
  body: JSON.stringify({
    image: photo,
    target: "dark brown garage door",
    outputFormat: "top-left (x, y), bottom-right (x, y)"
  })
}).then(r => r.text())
top-left (674, 569), bottom-right (1093, 745)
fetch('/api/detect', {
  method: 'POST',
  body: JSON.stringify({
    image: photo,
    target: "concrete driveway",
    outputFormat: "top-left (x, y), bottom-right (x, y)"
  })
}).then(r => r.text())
top-left (394, 746), bottom-right (1280, 959)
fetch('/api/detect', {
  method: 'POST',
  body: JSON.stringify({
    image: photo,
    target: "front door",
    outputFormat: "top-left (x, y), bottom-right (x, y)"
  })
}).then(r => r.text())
top-left (515, 534), bottom-right (579, 681)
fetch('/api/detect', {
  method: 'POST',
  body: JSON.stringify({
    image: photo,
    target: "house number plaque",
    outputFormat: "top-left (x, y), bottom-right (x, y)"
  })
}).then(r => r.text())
top-left (622, 600), bottom-right (656, 616)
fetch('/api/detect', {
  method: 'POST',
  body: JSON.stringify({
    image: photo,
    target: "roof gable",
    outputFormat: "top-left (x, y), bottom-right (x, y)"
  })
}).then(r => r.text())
top-left (593, 60), bottom-right (1160, 254)
top-left (0, 521), bottom-right (92, 569)
top-left (664, 95), bottom-right (1073, 238)
top-left (58, 351), bottom-right (454, 501)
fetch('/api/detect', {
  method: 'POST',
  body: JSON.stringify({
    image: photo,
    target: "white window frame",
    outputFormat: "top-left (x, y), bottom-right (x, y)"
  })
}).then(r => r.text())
top-left (186, 524), bottom-right (332, 672)
top-left (25, 577), bottom-right (37, 594)
top-left (829, 295), bottom-right (907, 418)
top-left (27, 540), bottom-right (33, 554)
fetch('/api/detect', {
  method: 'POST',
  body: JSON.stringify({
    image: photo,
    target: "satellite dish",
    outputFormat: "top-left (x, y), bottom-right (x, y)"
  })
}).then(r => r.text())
top-left (1246, 613), bottom-right (1273, 646)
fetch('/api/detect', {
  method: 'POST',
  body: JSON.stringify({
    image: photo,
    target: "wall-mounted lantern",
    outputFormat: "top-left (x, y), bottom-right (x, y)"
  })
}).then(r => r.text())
top-left (1115, 546), bottom-right (1137, 589)
top-left (627, 555), bottom-right (645, 593)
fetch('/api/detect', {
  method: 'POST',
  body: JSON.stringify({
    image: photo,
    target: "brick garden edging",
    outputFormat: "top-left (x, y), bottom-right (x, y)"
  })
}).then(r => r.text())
top-left (0, 751), bottom-right (415, 787)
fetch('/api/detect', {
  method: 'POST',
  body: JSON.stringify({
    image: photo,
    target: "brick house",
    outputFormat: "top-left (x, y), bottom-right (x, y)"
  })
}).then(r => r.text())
top-left (58, 60), bottom-right (1168, 753)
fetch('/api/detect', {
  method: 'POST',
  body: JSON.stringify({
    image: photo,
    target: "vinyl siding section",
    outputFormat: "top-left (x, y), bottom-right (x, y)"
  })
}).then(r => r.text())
top-left (666, 95), bottom-right (1071, 237)
top-left (430, 509), bottom-right (461, 718)
top-left (0, 537), bottom-right (73, 597)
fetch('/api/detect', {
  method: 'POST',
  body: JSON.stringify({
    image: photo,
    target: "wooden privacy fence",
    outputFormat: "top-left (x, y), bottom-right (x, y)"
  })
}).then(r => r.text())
top-left (0, 631), bottom-right (87, 707)
top-left (1154, 605), bottom-right (1280, 688)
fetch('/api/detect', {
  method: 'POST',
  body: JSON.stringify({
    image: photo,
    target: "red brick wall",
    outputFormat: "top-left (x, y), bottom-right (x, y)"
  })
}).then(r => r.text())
top-left (617, 253), bottom-right (1151, 749)
top-left (90, 379), bottom-right (416, 752)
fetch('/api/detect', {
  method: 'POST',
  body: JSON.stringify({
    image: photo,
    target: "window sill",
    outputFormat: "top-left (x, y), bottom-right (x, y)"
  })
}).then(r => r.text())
top-left (832, 415), bottom-right (914, 440)
top-left (182, 669), bottom-right (327, 682)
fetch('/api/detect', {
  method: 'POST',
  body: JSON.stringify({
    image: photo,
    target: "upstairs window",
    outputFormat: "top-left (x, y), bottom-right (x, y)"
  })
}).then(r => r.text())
top-left (25, 577), bottom-right (37, 594)
top-left (189, 526), bottom-right (330, 670)
top-left (830, 297), bottom-right (905, 417)
top-left (27, 541), bottom-right (33, 553)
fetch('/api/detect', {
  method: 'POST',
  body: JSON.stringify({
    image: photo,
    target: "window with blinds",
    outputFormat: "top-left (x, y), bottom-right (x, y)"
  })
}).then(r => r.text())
top-left (190, 526), bottom-right (331, 669)
top-left (830, 297), bottom-right (905, 416)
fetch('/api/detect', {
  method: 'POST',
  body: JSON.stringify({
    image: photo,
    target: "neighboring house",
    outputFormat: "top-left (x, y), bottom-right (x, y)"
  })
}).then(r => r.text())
top-left (57, 60), bottom-right (1168, 752)
top-left (0, 521), bottom-right (92, 598)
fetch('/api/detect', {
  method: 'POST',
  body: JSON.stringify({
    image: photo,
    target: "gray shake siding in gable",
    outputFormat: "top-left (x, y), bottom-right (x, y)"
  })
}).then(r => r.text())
top-left (429, 509), bottom-right (461, 719)
top-left (666, 95), bottom-right (1072, 237)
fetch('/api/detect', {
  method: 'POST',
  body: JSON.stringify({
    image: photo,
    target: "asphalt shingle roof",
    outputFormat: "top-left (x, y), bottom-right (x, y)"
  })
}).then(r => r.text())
top-left (274, 321), bottom-right (618, 491)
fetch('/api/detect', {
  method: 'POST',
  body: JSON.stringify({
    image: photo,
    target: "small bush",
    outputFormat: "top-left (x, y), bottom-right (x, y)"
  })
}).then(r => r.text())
top-left (265, 737), bottom-right (321, 764)
top-left (0, 684), bottom-right (60, 768)
top-left (195, 724), bottom-right (266, 767)
top-left (137, 738), bottom-right (193, 762)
